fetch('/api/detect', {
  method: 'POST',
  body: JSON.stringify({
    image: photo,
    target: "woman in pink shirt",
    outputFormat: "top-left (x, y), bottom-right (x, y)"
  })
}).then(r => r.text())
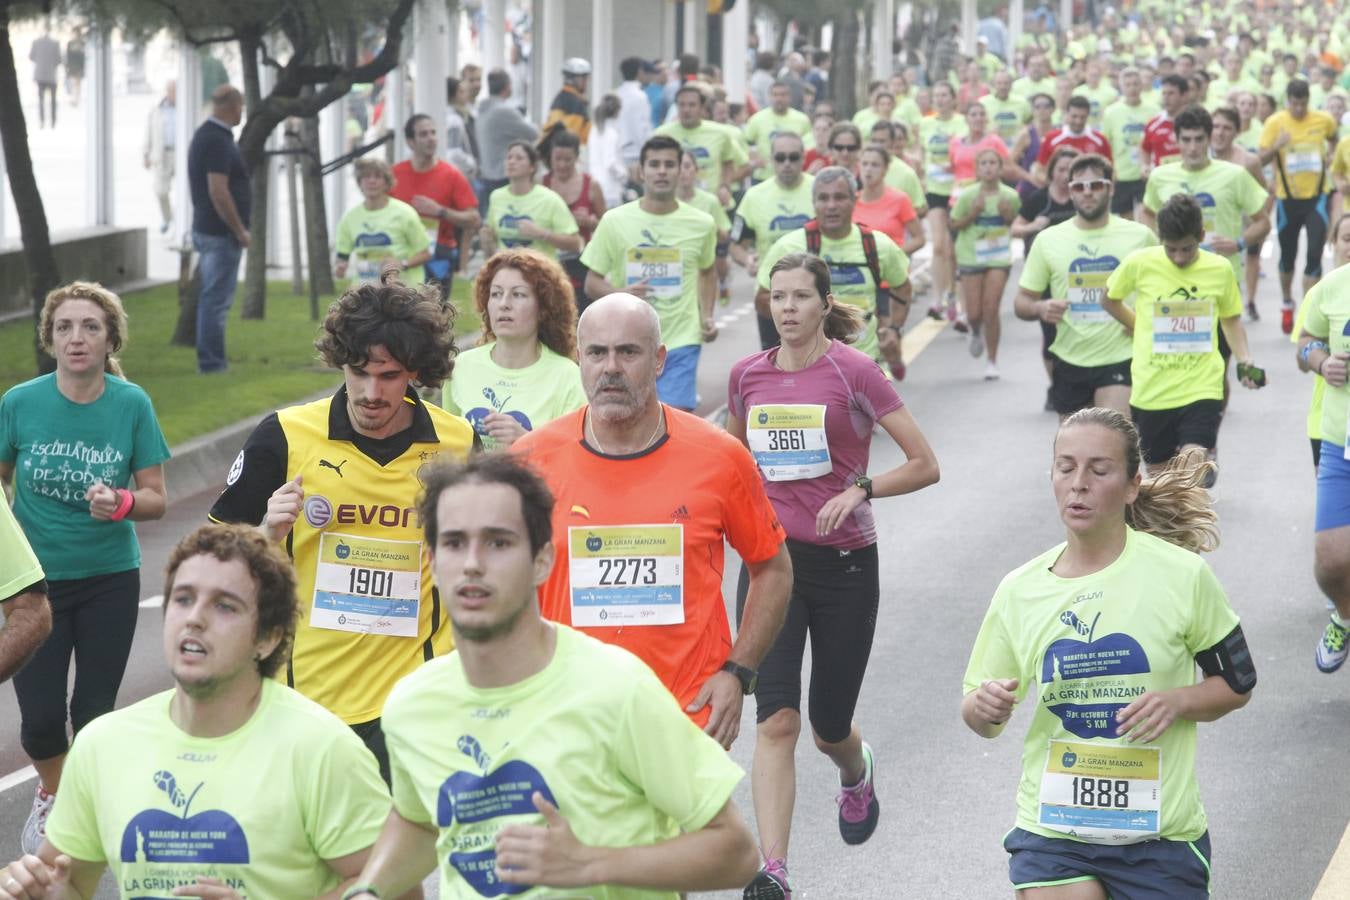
top-left (853, 145), bottom-right (925, 256)
top-left (949, 102), bottom-right (1010, 192)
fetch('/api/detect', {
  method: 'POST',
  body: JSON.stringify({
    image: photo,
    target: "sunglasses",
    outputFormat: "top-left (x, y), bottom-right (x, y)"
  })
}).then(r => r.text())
top-left (831, 143), bottom-right (860, 152)
top-left (774, 152), bottom-right (803, 163)
top-left (1069, 179), bottom-right (1111, 192)
top-left (1033, 102), bottom-right (1053, 110)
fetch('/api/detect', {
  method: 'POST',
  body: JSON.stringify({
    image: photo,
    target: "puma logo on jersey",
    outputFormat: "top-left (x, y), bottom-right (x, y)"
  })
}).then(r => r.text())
top-left (319, 459), bottom-right (347, 478)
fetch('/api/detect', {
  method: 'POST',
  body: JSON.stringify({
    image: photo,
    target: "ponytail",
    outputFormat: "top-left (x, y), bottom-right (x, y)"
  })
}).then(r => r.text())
top-left (1058, 408), bottom-right (1219, 553)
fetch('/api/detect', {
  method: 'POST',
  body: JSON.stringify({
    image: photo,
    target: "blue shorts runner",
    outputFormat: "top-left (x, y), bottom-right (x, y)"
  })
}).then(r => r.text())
top-left (1005, 827), bottom-right (1211, 900)
top-left (1315, 442), bottom-right (1350, 532)
top-left (656, 344), bottom-right (700, 411)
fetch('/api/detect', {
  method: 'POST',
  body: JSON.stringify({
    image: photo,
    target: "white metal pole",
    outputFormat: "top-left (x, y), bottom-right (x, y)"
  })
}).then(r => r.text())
top-left (174, 44), bottom-right (201, 251)
top-left (86, 28), bottom-right (113, 226)
top-left (538, 0), bottom-right (563, 124)
top-left (591, 0), bottom-right (614, 103)
top-left (872, 0), bottom-right (895, 83)
top-left (1009, 0), bottom-right (1024, 66)
top-left (413, 0), bottom-right (451, 126)
top-left (724, 0), bottom-right (750, 102)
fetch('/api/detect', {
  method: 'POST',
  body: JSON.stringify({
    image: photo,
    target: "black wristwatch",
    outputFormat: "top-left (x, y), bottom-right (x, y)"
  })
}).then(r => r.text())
top-left (721, 660), bottom-right (759, 695)
top-left (854, 475), bottom-right (873, 500)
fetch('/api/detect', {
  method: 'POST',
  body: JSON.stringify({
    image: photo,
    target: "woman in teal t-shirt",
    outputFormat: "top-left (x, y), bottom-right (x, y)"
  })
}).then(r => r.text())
top-left (484, 141), bottom-right (583, 262)
top-left (961, 408), bottom-right (1254, 900)
top-left (442, 249), bottom-right (586, 449)
top-left (0, 281), bottom-right (170, 856)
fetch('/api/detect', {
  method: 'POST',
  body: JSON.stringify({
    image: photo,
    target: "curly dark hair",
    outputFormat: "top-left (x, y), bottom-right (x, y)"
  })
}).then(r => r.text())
top-left (473, 249), bottom-right (578, 359)
top-left (315, 264), bottom-right (457, 389)
top-left (162, 524), bottom-right (298, 679)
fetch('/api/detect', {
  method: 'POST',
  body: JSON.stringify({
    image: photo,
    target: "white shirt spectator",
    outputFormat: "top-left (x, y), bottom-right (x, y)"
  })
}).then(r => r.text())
top-left (589, 120), bottom-right (628, 207)
top-left (616, 79), bottom-right (652, 165)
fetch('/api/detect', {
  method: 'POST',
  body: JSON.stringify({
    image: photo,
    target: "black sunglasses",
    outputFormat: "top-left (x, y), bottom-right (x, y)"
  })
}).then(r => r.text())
top-left (831, 143), bottom-right (860, 152)
top-left (774, 152), bottom-right (803, 163)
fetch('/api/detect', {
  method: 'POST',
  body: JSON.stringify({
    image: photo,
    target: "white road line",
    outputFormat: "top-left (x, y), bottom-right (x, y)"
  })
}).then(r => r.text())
top-left (0, 766), bottom-right (37, 796)
top-left (1313, 818), bottom-right (1350, 899)
top-left (139, 594), bottom-right (163, 608)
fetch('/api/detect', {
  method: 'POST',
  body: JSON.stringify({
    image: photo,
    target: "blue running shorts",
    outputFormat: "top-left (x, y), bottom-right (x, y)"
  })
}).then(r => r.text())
top-left (656, 344), bottom-right (700, 411)
top-left (1316, 442), bottom-right (1350, 532)
top-left (1005, 827), bottom-right (1211, 900)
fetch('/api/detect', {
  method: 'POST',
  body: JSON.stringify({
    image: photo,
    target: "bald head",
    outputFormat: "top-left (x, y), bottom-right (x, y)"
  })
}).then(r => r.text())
top-left (212, 84), bottom-right (244, 126)
top-left (578, 293), bottom-right (662, 349)
top-left (577, 294), bottom-right (665, 423)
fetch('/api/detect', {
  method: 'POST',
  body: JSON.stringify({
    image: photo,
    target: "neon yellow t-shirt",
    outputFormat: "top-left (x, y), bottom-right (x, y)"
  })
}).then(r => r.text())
top-left (952, 183), bottom-right (1020, 268)
top-left (1012, 75), bottom-right (1059, 101)
top-left (919, 115), bottom-right (971, 198)
top-left (382, 625), bottom-right (744, 900)
top-left (0, 499), bottom-right (42, 601)
top-left (758, 225), bottom-right (910, 361)
top-left (743, 107), bottom-right (813, 180)
top-left (1101, 99), bottom-right (1160, 182)
top-left (681, 189), bottom-right (732, 232)
top-left (1019, 216), bottom-right (1158, 367)
top-left (885, 158), bottom-right (926, 212)
top-left (731, 176), bottom-right (815, 265)
top-left (487, 184), bottom-right (580, 262)
top-left (44, 681), bottom-right (389, 899)
top-left (1259, 109), bottom-right (1338, 198)
top-left (1300, 263), bottom-right (1350, 447)
top-left (1105, 246), bottom-right (1243, 410)
top-left (964, 528), bottom-right (1241, 844)
top-left (654, 120), bottom-right (744, 191)
top-left (1143, 159), bottom-right (1269, 278)
top-left (580, 200), bottom-right (717, 350)
top-left (335, 197), bottom-right (429, 284)
top-left (1072, 83), bottom-right (1120, 127)
top-left (1332, 135), bottom-right (1350, 183)
top-left (1292, 286), bottom-right (1326, 441)
top-left (442, 344), bottom-right (587, 452)
top-left (980, 94), bottom-right (1033, 145)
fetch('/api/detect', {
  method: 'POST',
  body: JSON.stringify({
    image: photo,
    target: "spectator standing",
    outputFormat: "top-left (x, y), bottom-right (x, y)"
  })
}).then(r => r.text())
top-left (29, 29), bottom-right (61, 129)
top-left (589, 94), bottom-right (627, 208)
top-left (63, 29), bottom-right (84, 106)
top-left (806, 49), bottom-right (831, 106)
top-left (187, 84), bottom-right (250, 374)
top-left (142, 80), bottom-right (177, 235)
top-left (543, 57), bottom-right (593, 145)
top-left (750, 51), bottom-right (778, 110)
top-left (646, 59), bottom-right (669, 128)
top-left (475, 69), bottom-right (539, 216)
top-left (617, 56), bottom-right (654, 175)
top-left (443, 75), bottom-right (479, 180)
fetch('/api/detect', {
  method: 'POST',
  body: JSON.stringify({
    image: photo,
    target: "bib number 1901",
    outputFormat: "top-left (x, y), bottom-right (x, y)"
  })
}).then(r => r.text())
top-left (348, 567), bottom-right (395, 598)
top-left (1072, 777), bottom-right (1130, 809)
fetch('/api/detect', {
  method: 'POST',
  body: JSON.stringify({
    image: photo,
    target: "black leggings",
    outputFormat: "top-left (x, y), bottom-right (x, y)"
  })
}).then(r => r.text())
top-left (14, 569), bottom-right (139, 760)
top-left (1276, 197), bottom-right (1328, 278)
top-left (736, 539), bottom-right (879, 744)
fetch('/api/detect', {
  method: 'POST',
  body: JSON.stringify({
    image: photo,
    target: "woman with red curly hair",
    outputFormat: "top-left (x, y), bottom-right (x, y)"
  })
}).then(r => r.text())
top-left (442, 248), bottom-right (587, 449)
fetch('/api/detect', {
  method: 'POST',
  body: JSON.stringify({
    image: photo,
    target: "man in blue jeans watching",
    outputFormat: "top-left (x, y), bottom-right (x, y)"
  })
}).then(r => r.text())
top-left (188, 84), bottom-right (250, 373)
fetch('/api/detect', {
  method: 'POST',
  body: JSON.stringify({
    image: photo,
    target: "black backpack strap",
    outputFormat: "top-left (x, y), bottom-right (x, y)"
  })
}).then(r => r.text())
top-left (858, 224), bottom-right (883, 288)
top-left (804, 219), bottom-right (821, 256)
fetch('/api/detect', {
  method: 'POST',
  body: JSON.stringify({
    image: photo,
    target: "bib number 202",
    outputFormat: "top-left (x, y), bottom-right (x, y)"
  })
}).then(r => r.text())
top-left (1071, 777), bottom-right (1130, 809)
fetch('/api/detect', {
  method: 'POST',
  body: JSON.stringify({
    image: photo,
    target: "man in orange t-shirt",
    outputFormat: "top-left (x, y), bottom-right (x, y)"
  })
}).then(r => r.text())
top-left (513, 293), bottom-right (792, 749)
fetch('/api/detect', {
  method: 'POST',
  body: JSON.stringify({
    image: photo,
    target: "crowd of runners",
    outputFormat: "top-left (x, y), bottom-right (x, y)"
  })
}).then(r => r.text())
top-left (3, 1), bottom-right (1350, 897)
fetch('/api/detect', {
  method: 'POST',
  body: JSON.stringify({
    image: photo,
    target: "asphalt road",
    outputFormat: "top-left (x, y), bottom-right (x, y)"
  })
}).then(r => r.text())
top-left (2, 248), bottom-right (1347, 899)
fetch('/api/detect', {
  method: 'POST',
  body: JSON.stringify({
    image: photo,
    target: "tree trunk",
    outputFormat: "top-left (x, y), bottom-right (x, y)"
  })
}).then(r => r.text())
top-left (299, 100), bottom-right (334, 298)
top-left (238, 29), bottom-right (268, 319)
top-left (241, 157), bottom-right (269, 318)
top-left (831, 10), bottom-right (862, 119)
top-left (170, 247), bottom-right (199, 345)
top-left (0, 1), bottom-right (59, 374)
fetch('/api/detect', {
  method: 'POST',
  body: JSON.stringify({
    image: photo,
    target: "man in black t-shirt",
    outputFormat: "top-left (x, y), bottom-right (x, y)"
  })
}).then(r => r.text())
top-left (187, 84), bottom-right (250, 374)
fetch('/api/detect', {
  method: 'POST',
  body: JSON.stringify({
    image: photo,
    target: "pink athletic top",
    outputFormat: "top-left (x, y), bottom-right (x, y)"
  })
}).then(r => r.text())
top-left (950, 133), bottom-right (1010, 185)
top-left (728, 341), bottom-right (904, 549)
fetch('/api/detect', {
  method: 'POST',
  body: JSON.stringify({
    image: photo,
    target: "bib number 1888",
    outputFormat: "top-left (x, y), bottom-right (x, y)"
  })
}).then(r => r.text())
top-left (1072, 777), bottom-right (1130, 809)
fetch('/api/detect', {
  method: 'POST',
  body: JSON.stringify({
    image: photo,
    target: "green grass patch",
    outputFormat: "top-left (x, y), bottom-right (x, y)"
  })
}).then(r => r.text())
top-left (0, 280), bottom-right (479, 447)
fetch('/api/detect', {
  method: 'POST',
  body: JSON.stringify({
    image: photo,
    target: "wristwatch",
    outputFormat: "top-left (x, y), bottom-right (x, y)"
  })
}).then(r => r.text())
top-left (854, 475), bottom-right (873, 500)
top-left (721, 660), bottom-right (759, 695)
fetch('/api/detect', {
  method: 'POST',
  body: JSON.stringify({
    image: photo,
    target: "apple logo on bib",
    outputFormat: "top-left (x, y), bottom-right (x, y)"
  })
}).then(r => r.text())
top-left (757, 411), bottom-right (769, 425)
top-left (437, 735), bottom-right (558, 897)
top-left (119, 770), bottom-right (249, 864)
top-left (585, 534), bottom-right (603, 552)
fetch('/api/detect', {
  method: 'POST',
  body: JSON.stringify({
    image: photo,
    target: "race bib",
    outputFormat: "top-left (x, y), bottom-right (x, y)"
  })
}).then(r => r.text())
top-left (926, 163), bottom-right (954, 187)
top-left (426, 225), bottom-right (441, 248)
top-left (1151, 298), bottom-right (1213, 354)
top-left (1285, 143), bottom-right (1323, 175)
top-left (311, 533), bottom-right (421, 637)
top-left (354, 256), bottom-right (381, 284)
top-left (626, 247), bottom-right (683, 301)
top-left (975, 231), bottom-right (1012, 266)
top-left (1067, 272), bottom-right (1111, 324)
top-left (746, 404), bottom-right (831, 481)
top-left (1039, 740), bottom-right (1162, 845)
top-left (568, 525), bottom-right (684, 627)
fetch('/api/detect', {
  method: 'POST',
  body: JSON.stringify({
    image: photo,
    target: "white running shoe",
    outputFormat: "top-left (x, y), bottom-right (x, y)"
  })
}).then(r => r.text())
top-left (984, 362), bottom-right (1000, 381)
top-left (21, 784), bottom-right (55, 855)
top-left (969, 330), bottom-right (985, 358)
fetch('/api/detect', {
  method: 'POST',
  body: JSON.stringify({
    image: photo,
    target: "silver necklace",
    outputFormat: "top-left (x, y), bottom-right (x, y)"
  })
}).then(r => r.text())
top-left (586, 408), bottom-right (665, 455)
